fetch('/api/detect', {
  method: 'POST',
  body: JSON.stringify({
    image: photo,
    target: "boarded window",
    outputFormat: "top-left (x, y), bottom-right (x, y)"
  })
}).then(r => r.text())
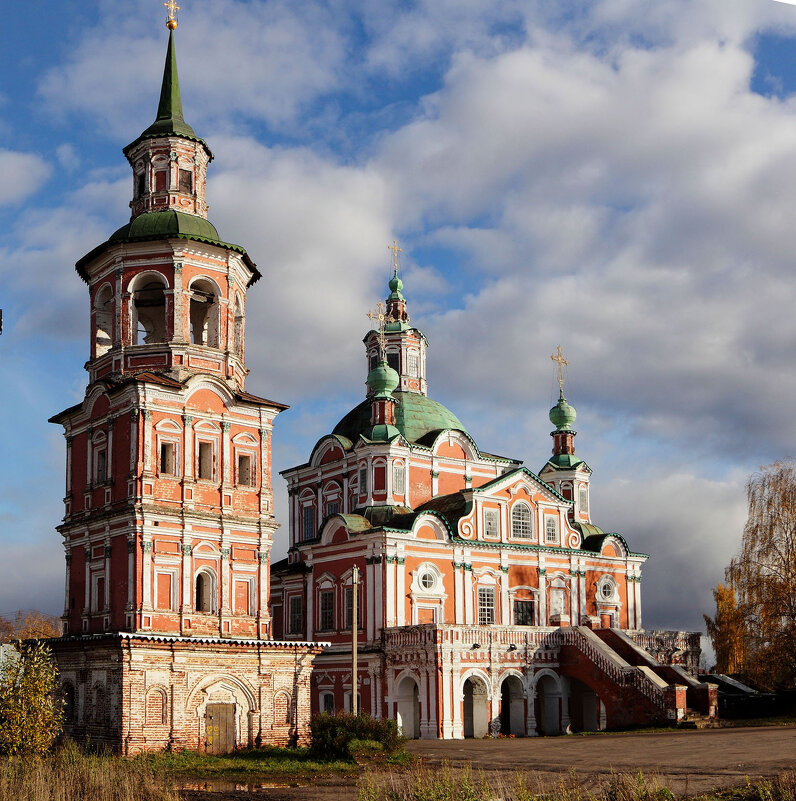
top-left (178, 168), bottom-right (193, 193)
top-left (302, 506), bottom-right (315, 541)
top-left (288, 596), bottom-right (303, 634)
top-left (373, 466), bottom-right (386, 492)
top-left (514, 599), bottom-right (534, 626)
top-left (579, 486), bottom-right (589, 514)
top-left (95, 449), bottom-right (107, 483)
top-left (237, 453), bottom-right (253, 486)
top-left (198, 441), bottom-right (214, 480)
top-left (234, 579), bottom-right (251, 615)
top-left (160, 441), bottom-right (177, 475)
top-left (319, 589), bottom-right (334, 631)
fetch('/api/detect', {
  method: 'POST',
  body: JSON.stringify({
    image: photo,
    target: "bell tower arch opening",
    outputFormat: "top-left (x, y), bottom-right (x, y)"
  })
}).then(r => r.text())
top-left (131, 275), bottom-right (168, 345)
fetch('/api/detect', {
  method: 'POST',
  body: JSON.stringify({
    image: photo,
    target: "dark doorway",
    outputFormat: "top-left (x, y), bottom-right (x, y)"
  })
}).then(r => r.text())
top-left (206, 703), bottom-right (235, 754)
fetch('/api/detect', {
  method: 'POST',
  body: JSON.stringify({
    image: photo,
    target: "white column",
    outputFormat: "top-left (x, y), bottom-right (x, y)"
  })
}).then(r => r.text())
top-left (142, 410), bottom-right (153, 474)
top-left (342, 473), bottom-right (349, 513)
top-left (526, 674), bottom-right (537, 736)
top-left (634, 577), bottom-right (643, 629)
top-left (403, 457), bottom-right (410, 508)
top-left (181, 542), bottom-right (192, 613)
top-left (65, 436), bottom-right (73, 495)
top-left (183, 416), bottom-right (194, 480)
top-left (221, 543), bottom-right (231, 615)
top-left (396, 555), bottom-right (406, 626)
top-left (316, 480), bottom-right (323, 529)
top-left (441, 656), bottom-right (452, 738)
top-left (305, 572), bottom-right (314, 640)
top-left (106, 419), bottom-right (114, 483)
top-left (626, 574), bottom-right (636, 629)
top-left (258, 547), bottom-right (269, 630)
top-left (419, 670), bottom-right (428, 737)
top-left (385, 555), bottom-right (396, 627)
top-left (103, 540), bottom-right (111, 610)
top-left (451, 665), bottom-right (463, 738)
top-left (366, 559), bottom-right (375, 642)
top-left (454, 563), bottom-right (464, 624)
top-left (86, 431), bottom-right (93, 485)
top-left (569, 573), bottom-right (578, 622)
top-left (129, 410), bottom-right (139, 473)
top-left (538, 568), bottom-right (547, 625)
top-left (500, 568), bottom-right (509, 625)
top-left (127, 537), bottom-right (135, 611)
top-left (172, 262), bottom-right (185, 342)
top-left (427, 667), bottom-right (438, 737)
top-left (579, 570), bottom-right (587, 624)
top-left (464, 566), bottom-right (474, 624)
top-left (63, 549), bottom-right (71, 618)
top-left (221, 421), bottom-right (231, 487)
top-left (560, 676), bottom-right (570, 733)
top-left (374, 558), bottom-right (383, 637)
top-left (83, 547), bottom-right (91, 613)
top-left (259, 428), bottom-right (269, 514)
top-left (142, 540), bottom-right (153, 611)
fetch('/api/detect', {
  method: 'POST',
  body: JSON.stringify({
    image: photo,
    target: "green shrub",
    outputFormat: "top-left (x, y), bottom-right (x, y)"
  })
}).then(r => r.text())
top-left (310, 713), bottom-right (403, 760)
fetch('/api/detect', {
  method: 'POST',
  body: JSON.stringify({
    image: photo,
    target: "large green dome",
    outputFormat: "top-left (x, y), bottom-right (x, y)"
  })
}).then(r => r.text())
top-left (333, 391), bottom-right (468, 445)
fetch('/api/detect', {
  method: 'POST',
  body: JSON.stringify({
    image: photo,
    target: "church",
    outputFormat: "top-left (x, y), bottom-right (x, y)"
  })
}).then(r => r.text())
top-left (48, 11), bottom-right (715, 751)
top-left (48, 18), bottom-right (322, 754)
top-left (270, 263), bottom-right (715, 738)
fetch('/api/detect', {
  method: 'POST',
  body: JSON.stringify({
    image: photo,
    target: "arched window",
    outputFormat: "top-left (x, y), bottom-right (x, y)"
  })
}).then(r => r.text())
top-left (94, 285), bottom-right (114, 357)
top-left (511, 503), bottom-right (533, 539)
top-left (146, 688), bottom-right (168, 725)
top-left (189, 279), bottom-right (220, 348)
top-left (195, 569), bottom-right (216, 613)
top-left (274, 691), bottom-right (292, 725)
top-left (132, 277), bottom-right (167, 345)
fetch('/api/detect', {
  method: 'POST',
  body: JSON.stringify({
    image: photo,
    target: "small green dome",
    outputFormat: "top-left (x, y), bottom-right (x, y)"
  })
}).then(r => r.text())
top-left (367, 359), bottom-right (400, 397)
top-left (550, 394), bottom-right (577, 431)
top-left (389, 270), bottom-right (403, 294)
top-left (368, 423), bottom-right (401, 442)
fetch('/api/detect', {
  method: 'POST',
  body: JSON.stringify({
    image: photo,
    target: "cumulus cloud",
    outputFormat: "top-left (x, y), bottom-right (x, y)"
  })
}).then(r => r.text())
top-left (0, 149), bottom-right (51, 206)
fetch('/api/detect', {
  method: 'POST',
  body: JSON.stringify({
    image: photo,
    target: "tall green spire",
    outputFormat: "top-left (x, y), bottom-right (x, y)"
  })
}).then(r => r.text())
top-left (139, 30), bottom-right (198, 141)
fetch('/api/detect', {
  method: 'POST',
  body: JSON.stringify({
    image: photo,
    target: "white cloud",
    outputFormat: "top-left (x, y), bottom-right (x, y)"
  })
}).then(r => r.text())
top-left (0, 149), bottom-right (50, 206)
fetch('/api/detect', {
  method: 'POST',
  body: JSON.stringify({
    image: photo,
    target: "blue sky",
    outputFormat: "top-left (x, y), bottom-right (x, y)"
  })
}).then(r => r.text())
top-left (3, 0), bottom-right (796, 647)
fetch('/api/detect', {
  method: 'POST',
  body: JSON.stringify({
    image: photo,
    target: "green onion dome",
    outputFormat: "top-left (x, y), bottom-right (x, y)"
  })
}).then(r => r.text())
top-left (366, 359), bottom-right (400, 397)
top-left (549, 394), bottom-right (577, 431)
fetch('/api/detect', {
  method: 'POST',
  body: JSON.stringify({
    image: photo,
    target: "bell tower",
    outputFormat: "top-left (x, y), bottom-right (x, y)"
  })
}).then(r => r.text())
top-left (52, 25), bottom-right (283, 640)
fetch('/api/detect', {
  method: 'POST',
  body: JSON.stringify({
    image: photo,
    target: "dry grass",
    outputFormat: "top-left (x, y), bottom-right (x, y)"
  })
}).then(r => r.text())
top-left (357, 765), bottom-right (796, 801)
top-left (0, 741), bottom-right (178, 801)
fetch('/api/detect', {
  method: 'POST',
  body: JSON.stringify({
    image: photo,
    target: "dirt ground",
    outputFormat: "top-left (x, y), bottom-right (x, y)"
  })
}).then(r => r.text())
top-left (180, 726), bottom-right (796, 801)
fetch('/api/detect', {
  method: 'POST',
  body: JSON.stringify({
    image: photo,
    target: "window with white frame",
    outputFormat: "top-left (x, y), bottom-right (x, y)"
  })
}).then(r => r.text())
top-left (407, 353), bottom-right (419, 377)
top-left (514, 598), bottom-right (535, 626)
top-left (320, 691), bottom-right (335, 715)
top-left (326, 500), bottom-right (339, 516)
top-left (288, 596), bottom-right (303, 635)
top-left (393, 462), bottom-right (405, 495)
top-left (579, 485), bottom-right (589, 514)
top-left (344, 585), bottom-right (361, 630)
top-left (302, 505), bottom-right (315, 541)
top-left (484, 509), bottom-right (499, 538)
top-left (319, 589), bottom-right (334, 630)
top-left (160, 441), bottom-right (177, 476)
top-left (545, 516), bottom-right (558, 544)
top-left (197, 440), bottom-right (214, 480)
top-left (359, 466), bottom-right (368, 494)
top-left (511, 503), bottom-right (532, 539)
top-left (94, 447), bottom-right (108, 483)
top-left (478, 586), bottom-right (496, 624)
top-left (237, 452), bottom-right (254, 486)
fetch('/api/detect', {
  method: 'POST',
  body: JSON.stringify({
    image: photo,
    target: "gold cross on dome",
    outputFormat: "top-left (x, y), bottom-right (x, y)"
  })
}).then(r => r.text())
top-left (388, 239), bottom-right (403, 272)
top-left (367, 301), bottom-right (393, 359)
top-left (551, 345), bottom-right (568, 395)
top-left (165, 0), bottom-right (180, 29)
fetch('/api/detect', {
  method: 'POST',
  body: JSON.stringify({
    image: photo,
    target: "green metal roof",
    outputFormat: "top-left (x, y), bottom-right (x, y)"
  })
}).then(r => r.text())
top-left (544, 453), bottom-right (587, 470)
top-left (123, 30), bottom-right (211, 157)
top-left (75, 210), bottom-right (259, 283)
top-left (333, 391), bottom-right (468, 445)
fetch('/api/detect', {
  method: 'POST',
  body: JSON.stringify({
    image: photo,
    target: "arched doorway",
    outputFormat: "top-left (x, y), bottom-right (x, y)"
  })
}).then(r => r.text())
top-left (535, 674), bottom-right (560, 735)
top-left (567, 677), bottom-right (600, 732)
top-left (499, 675), bottom-right (525, 736)
top-left (463, 676), bottom-right (489, 739)
top-left (396, 676), bottom-right (420, 739)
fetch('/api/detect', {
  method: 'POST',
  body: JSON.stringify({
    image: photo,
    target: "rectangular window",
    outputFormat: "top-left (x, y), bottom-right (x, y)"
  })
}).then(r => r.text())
top-left (288, 596), bottom-right (303, 635)
top-left (326, 500), bottom-right (340, 516)
top-left (237, 452), bottom-right (253, 486)
top-left (156, 572), bottom-right (174, 611)
top-left (136, 172), bottom-right (145, 197)
top-left (579, 486), bottom-right (589, 514)
top-left (160, 441), bottom-right (177, 475)
top-left (478, 586), bottom-right (495, 625)
top-left (484, 509), bottom-right (499, 538)
top-left (344, 585), bottom-right (361, 630)
top-left (321, 692), bottom-right (335, 715)
top-left (155, 170), bottom-right (167, 191)
top-left (359, 467), bottom-right (368, 495)
top-left (178, 168), bottom-right (193, 193)
top-left (545, 516), bottom-right (558, 544)
top-left (407, 353), bottom-right (419, 377)
top-left (393, 462), bottom-right (405, 495)
top-left (197, 441), bottom-right (214, 480)
top-left (302, 505), bottom-right (315, 541)
top-left (319, 589), bottom-right (334, 631)
top-left (95, 449), bottom-right (107, 483)
top-left (514, 599), bottom-right (534, 626)
top-left (386, 352), bottom-right (399, 372)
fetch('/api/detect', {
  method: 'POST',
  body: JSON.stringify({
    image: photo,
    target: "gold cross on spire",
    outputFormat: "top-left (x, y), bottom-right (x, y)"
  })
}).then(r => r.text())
top-left (551, 345), bottom-right (568, 396)
top-left (165, 0), bottom-right (180, 30)
top-left (388, 239), bottom-right (403, 272)
top-left (367, 301), bottom-right (392, 359)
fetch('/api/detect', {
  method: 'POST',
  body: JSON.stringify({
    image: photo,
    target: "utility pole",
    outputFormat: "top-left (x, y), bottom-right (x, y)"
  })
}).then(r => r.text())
top-left (351, 564), bottom-right (359, 716)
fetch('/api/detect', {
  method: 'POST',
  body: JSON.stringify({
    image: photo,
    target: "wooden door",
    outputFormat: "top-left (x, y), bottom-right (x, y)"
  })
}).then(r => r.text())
top-left (206, 703), bottom-right (236, 754)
